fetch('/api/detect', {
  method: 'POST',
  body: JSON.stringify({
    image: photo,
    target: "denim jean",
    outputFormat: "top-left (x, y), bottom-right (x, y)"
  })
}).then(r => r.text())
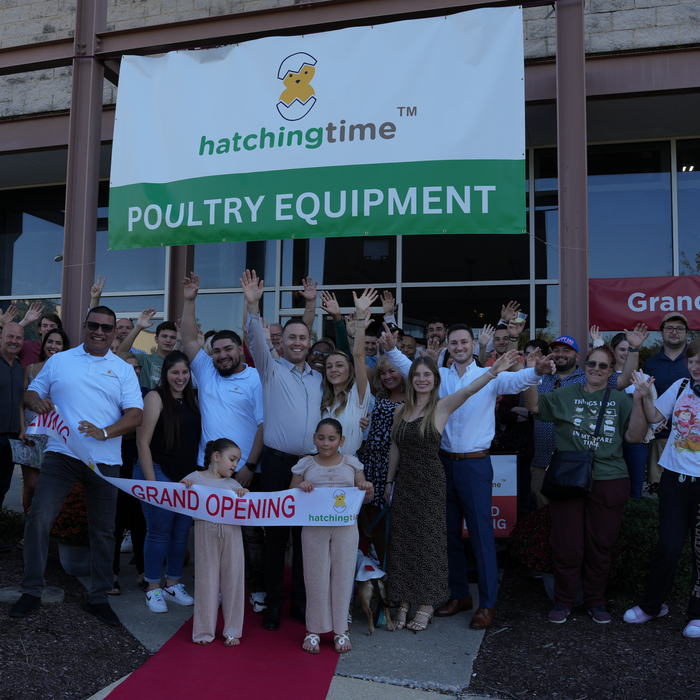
top-left (134, 461), bottom-right (192, 584)
top-left (22, 452), bottom-right (119, 604)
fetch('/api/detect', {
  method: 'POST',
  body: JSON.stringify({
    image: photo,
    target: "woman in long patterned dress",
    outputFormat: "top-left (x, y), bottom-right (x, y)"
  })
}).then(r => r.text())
top-left (383, 351), bottom-right (518, 632)
top-left (361, 354), bottom-right (405, 566)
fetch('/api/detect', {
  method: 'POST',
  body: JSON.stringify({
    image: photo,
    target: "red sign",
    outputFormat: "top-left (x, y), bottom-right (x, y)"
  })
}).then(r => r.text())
top-left (589, 276), bottom-right (700, 331)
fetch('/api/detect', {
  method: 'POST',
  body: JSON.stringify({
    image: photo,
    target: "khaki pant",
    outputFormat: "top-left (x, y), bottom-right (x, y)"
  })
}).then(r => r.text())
top-left (530, 464), bottom-right (549, 509)
top-left (647, 438), bottom-right (667, 484)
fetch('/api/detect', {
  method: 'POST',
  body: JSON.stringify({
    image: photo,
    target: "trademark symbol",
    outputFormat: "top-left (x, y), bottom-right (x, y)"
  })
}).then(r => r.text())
top-left (397, 106), bottom-right (417, 117)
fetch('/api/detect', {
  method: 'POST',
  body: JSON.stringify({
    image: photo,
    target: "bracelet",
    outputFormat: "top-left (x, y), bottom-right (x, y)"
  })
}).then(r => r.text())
top-left (508, 336), bottom-right (519, 341)
top-left (486, 369), bottom-right (498, 379)
top-left (628, 348), bottom-right (640, 353)
top-left (102, 428), bottom-right (108, 441)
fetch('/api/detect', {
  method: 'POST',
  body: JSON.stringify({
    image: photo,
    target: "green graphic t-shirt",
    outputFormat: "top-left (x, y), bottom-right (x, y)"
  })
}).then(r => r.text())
top-left (137, 353), bottom-right (165, 390)
top-left (536, 385), bottom-right (632, 481)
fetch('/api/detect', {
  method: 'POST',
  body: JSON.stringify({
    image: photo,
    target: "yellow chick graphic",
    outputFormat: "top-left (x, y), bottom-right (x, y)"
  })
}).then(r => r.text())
top-left (276, 52), bottom-right (318, 121)
top-left (334, 492), bottom-right (346, 509)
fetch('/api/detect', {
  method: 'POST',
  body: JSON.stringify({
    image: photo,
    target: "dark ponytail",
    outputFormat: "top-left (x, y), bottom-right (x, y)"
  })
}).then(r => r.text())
top-left (203, 438), bottom-right (240, 467)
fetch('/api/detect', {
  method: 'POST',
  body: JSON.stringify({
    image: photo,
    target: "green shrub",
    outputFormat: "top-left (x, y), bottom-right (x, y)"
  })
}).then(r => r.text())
top-left (0, 506), bottom-right (25, 544)
top-left (607, 498), bottom-right (692, 609)
top-left (509, 499), bottom-right (693, 610)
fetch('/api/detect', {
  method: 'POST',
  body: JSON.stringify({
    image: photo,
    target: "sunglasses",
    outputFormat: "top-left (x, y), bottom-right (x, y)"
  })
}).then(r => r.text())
top-left (585, 361), bottom-right (610, 370)
top-left (86, 321), bottom-right (115, 333)
top-left (309, 351), bottom-right (330, 358)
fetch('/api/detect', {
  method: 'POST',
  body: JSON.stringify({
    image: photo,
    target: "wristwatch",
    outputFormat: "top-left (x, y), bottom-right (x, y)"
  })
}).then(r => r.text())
top-left (245, 462), bottom-right (257, 471)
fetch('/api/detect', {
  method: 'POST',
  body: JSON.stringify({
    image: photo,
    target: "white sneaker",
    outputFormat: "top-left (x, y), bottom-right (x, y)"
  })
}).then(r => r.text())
top-left (249, 591), bottom-right (267, 613)
top-left (120, 531), bottom-right (133, 553)
top-left (683, 620), bottom-right (700, 638)
top-left (163, 583), bottom-right (194, 606)
top-left (146, 588), bottom-right (168, 613)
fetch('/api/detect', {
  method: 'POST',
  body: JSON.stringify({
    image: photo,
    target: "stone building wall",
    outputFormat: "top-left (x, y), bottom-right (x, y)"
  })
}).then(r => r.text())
top-left (1, 0), bottom-right (699, 118)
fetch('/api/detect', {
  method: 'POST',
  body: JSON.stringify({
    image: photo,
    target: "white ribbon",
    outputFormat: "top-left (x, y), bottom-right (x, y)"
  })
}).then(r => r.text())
top-left (27, 408), bottom-right (363, 526)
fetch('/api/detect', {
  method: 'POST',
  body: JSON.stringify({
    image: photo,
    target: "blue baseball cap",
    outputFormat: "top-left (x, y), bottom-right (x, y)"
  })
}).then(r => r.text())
top-left (550, 336), bottom-right (580, 353)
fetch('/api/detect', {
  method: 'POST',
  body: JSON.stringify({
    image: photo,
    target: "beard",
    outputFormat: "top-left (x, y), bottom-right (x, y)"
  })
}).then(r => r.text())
top-left (554, 356), bottom-right (577, 373)
top-left (215, 356), bottom-right (241, 377)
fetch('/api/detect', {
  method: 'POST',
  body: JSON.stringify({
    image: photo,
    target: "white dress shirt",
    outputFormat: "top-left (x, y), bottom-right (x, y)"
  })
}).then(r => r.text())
top-left (386, 348), bottom-right (541, 453)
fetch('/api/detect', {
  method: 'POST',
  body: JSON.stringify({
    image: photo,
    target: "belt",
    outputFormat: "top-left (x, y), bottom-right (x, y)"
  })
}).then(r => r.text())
top-left (263, 446), bottom-right (309, 460)
top-left (439, 449), bottom-right (489, 460)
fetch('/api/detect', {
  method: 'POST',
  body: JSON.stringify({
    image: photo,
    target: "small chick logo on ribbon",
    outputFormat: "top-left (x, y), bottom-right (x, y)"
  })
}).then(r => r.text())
top-left (333, 489), bottom-right (347, 513)
top-left (276, 52), bottom-right (317, 121)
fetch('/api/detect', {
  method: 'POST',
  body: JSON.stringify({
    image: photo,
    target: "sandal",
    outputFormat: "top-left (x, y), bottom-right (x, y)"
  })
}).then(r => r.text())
top-left (407, 607), bottom-right (433, 633)
top-left (107, 581), bottom-right (121, 596)
top-left (194, 640), bottom-right (211, 646)
top-left (394, 605), bottom-right (409, 631)
top-left (334, 633), bottom-right (352, 654)
top-left (223, 636), bottom-right (240, 647)
top-left (303, 633), bottom-right (321, 654)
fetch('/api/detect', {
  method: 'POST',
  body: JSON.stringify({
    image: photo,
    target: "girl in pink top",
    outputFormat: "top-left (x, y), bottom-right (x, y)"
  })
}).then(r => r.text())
top-left (290, 418), bottom-right (374, 654)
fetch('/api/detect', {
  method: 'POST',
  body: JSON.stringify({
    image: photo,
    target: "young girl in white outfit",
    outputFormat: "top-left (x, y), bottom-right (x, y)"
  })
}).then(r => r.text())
top-left (290, 418), bottom-right (374, 655)
top-left (181, 438), bottom-right (249, 647)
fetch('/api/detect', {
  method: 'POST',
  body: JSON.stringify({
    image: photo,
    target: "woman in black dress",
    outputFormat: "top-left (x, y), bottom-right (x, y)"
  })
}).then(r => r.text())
top-left (384, 352), bottom-right (517, 631)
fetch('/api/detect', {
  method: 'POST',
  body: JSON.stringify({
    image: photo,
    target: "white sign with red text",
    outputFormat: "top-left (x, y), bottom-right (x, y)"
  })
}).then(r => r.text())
top-left (27, 408), bottom-right (363, 526)
top-left (462, 453), bottom-right (518, 539)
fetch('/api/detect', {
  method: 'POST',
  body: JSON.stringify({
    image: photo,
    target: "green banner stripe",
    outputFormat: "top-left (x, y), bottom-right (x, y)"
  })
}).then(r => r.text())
top-left (108, 159), bottom-right (525, 250)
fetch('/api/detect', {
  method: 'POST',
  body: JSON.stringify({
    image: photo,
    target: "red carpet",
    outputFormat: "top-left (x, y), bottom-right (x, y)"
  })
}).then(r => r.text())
top-left (108, 592), bottom-right (339, 700)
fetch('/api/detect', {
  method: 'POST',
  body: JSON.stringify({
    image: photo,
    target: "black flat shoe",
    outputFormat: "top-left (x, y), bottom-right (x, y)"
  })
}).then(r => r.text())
top-left (9, 593), bottom-right (41, 618)
top-left (82, 601), bottom-right (120, 627)
top-left (262, 607), bottom-right (281, 630)
top-left (290, 604), bottom-right (306, 624)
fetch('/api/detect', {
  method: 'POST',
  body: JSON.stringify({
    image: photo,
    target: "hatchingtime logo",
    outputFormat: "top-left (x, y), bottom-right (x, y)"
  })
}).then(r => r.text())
top-left (276, 52), bottom-right (317, 121)
top-left (333, 489), bottom-right (347, 513)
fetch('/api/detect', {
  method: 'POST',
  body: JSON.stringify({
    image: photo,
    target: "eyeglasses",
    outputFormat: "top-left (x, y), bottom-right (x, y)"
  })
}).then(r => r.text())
top-left (663, 326), bottom-right (687, 333)
top-left (309, 351), bottom-right (330, 358)
top-left (585, 361), bottom-right (610, 370)
top-left (86, 321), bottom-right (115, 333)
top-left (269, 333), bottom-right (282, 339)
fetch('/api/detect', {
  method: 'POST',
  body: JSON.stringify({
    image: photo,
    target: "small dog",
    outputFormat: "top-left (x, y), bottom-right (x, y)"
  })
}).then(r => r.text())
top-left (354, 552), bottom-right (394, 635)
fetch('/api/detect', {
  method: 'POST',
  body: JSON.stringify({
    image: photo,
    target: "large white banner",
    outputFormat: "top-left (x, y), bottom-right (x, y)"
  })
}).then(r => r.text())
top-left (27, 409), bottom-right (363, 526)
top-left (109, 8), bottom-right (525, 249)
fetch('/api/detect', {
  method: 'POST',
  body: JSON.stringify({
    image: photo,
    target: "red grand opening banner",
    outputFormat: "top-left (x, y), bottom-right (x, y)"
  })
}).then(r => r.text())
top-left (589, 276), bottom-right (700, 331)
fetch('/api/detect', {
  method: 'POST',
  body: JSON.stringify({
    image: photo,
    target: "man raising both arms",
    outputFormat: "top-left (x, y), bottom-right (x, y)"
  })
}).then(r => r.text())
top-left (180, 272), bottom-right (266, 613)
top-left (242, 269), bottom-right (323, 631)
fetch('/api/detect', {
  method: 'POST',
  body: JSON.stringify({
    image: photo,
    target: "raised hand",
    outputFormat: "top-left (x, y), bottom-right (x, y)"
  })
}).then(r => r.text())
top-left (182, 272), bottom-right (200, 301)
top-left (353, 287), bottom-right (378, 317)
top-left (491, 349), bottom-right (520, 374)
top-left (0, 305), bottom-right (18, 327)
top-left (625, 323), bottom-right (649, 350)
top-left (136, 308), bottom-right (157, 330)
top-left (381, 290), bottom-right (395, 316)
top-left (525, 347), bottom-right (541, 369)
top-left (631, 370), bottom-right (655, 398)
top-left (590, 324), bottom-right (602, 344)
top-left (507, 319), bottom-right (524, 339)
top-left (479, 323), bottom-right (495, 347)
top-left (320, 291), bottom-right (341, 319)
top-left (91, 275), bottom-right (106, 301)
top-left (197, 328), bottom-right (205, 347)
top-left (24, 302), bottom-right (45, 325)
top-left (426, 337), bottom-right (440, 361)
top-left (240, 269), bottom-right (264, 307)
top-left (533, 352), bottom-right (556, 376)
top-left (345, 311), bottom-right (357, 338)
top-left (379, 321), bottom-right (399, 351)
top-left (300, 276), bottom-right (318, 302)
top-left (500, 300), bottom-right (520, 324)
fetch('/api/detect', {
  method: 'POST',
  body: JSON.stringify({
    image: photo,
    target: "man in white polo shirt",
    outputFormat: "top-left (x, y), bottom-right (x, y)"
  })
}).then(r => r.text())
top-left (9, 306), bottom-right (144, 626)
top-left (180, 272), bottom-right (266, 611)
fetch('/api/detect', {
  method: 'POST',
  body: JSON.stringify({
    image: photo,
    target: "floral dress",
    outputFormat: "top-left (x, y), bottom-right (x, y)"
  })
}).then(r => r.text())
top-left (361, 396), bottom-right (404, 507)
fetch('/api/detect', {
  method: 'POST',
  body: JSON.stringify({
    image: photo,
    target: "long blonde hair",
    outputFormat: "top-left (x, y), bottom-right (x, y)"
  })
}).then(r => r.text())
top-left (320, 350), bottom-right (356, 417)
top-left (391, 356), bottom-right (441, 441)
